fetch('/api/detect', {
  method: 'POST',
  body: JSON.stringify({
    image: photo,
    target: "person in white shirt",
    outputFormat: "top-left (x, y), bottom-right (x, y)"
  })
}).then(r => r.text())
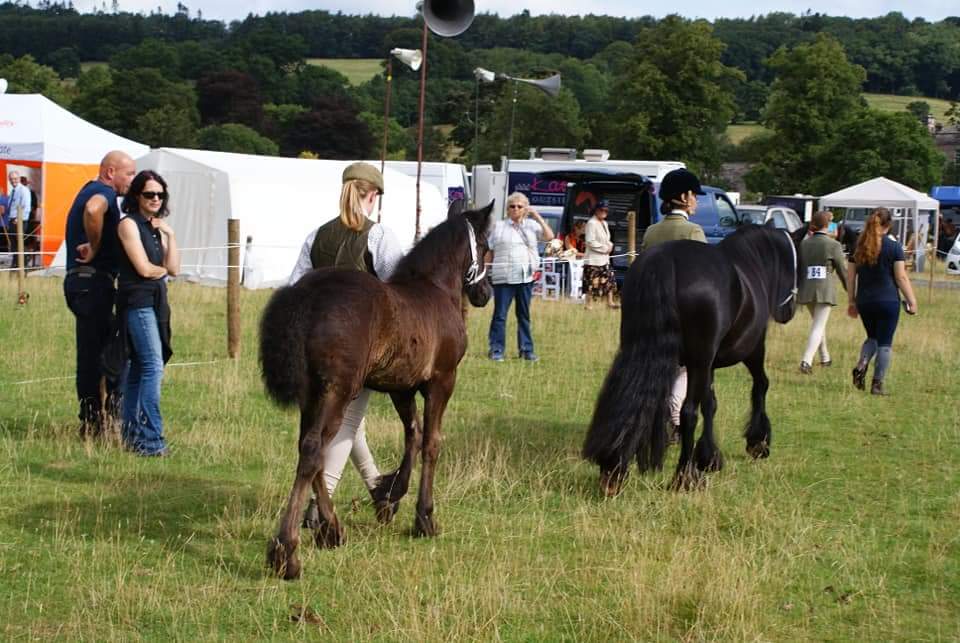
top-left (484, 192), bottom-right (554, 362)
top-left (7, 171), bottom-right (31, 229)
top-left (582, 199), bottom-right (619, 310)
top-left (290, 162), bottom-right (405, 528)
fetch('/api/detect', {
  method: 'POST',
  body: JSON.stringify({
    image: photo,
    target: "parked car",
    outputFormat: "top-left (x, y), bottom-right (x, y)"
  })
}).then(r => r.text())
top-left (536, 170), bottom-right (740, 286)
top-left (738, 204), bottom-right (805, 233)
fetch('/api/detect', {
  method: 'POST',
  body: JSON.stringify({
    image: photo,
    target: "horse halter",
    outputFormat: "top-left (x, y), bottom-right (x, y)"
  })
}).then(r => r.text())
top-left (778, 230), bottom-right (799, 308)
top-left (463, 221), bottom-right (487, 286)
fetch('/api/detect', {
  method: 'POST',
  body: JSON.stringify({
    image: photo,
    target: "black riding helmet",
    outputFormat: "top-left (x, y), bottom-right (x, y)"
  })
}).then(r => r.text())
top-left (659, 168), bottom-right (705, 204)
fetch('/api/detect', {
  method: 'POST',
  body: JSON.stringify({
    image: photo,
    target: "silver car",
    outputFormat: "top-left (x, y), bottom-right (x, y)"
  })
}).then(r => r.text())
top-left (738, 204), bottom-right (805, 233)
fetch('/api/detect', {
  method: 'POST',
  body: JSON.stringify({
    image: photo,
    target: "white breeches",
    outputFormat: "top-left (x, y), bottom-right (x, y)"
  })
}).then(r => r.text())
top-left (321, 388), bottom-right (381, 497)
top-left (801, 303), bottom-right (832, 365)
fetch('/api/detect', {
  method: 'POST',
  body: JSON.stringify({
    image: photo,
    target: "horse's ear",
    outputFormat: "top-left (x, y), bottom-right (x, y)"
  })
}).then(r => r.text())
top-left (467, 200), bottom-right (495, 233)
top-left (764, 219), bottom-right (777, 229)
top-left (447, 198), bottom-right (466, 219)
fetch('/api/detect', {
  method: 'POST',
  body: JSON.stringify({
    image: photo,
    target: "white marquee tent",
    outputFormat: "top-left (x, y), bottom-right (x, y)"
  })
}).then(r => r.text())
top-left (819, 176), bottom-right (940, 271)
top-left (0, 94), bottom-right (148, 264)
top-left (131, 148), bottom-right (447, 288)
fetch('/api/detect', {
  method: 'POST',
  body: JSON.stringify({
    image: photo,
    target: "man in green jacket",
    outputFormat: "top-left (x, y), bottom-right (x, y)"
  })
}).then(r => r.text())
top-left (797, 210), bottom-right (848, 374)
top-left (640, 168), bottom-right (708, 442)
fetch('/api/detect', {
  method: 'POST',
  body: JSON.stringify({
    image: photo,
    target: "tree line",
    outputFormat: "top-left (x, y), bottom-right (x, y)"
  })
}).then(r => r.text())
top-left (0, 4), bottom-right (954, 194)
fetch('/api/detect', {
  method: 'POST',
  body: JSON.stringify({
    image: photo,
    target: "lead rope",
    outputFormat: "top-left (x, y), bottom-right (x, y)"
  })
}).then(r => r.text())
top-left (464, 222), bottom-right (487, 286)
top-left (778, 230), bottom-right (798, 308)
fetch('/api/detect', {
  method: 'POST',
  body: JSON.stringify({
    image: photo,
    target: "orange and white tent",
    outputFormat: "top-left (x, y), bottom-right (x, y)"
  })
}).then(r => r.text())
top-left (0, 94), bottom-right (148, 265)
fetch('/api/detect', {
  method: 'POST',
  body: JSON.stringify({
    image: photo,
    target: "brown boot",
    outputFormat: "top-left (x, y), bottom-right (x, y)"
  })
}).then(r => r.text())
top-left (870, 379), bottom-right (886, 396)
top-left (851, 365), bottom-right (867, 390)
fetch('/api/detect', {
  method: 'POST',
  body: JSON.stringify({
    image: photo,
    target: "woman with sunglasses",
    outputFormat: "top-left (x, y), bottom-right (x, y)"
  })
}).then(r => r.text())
top-left (116, 170), bottom-right (180, 457)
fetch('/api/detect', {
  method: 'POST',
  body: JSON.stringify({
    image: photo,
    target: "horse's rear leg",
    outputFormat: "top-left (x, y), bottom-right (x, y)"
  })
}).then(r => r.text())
top-left (371, 390), bottom-right (421, 524)
top-left (671, 366), bottom-right (708, 491)
top-left (414, 373), bottom-right (455, 538)
top-left (694, 385), bottom-right (724, 473)
top-left (267, 391), bottom-right (346, 580)
top-left (743, 345), bottom-right (772, 459)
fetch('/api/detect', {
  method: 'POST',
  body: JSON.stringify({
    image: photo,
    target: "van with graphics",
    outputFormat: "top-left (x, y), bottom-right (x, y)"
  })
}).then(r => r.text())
top-left (537, 169), bottom-right (741, 285)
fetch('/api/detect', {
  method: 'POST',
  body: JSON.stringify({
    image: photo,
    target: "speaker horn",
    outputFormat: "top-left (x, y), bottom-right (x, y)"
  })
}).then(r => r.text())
top-left (422, 0), bottom-right (475, 37)
top-left (473, 67), bottom-right (496, 83)
top-left (390, 48), bottom-right (423, 71)
top-left (0, 78), bottom-right (7, 95)
top-left (503, 73), bottom-right (562, 98)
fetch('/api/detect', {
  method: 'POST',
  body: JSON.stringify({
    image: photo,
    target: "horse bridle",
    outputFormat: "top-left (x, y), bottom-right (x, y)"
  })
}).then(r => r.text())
top-left (778, 230), bottom-right (798, 308)
top-left (464, 221), bottom-right (487, 286)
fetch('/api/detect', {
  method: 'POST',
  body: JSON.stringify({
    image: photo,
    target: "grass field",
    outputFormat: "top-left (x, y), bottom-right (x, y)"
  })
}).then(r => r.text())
top-left (306, 58), bottom-right (382, 85)
top-left (1, 275), bottom-right (958, 639)
top-left (863, 93), bottom-right (955, 124)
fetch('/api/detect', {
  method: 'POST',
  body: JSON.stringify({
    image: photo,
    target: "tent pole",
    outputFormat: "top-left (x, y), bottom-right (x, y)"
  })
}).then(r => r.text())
top-left (227, 218), bottom-right (240, 358)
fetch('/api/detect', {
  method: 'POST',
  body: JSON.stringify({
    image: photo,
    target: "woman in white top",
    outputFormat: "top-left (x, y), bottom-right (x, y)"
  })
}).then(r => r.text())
top-left (484, 191), bottom-right (554, 361)
top-left (582, 199), bottom-right (619, 310)
top-left (289, 162), bottom-right (405, 527)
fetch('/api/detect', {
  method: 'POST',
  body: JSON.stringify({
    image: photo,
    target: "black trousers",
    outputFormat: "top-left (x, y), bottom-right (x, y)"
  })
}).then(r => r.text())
top-left (63, 272), bottom-right (122, 435)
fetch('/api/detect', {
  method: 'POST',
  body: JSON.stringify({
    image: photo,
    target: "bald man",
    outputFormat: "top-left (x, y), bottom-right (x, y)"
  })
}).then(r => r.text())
top-left (63, 150), bottom-right (137, 439)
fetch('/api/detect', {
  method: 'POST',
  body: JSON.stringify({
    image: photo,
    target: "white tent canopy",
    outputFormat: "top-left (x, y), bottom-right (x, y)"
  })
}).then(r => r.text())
top-left (134, 148), bottom-right (447, 288)
top-left (0, 94), bottom-right (148, 163)
top-left (819, 176), bottom-right (939, 271)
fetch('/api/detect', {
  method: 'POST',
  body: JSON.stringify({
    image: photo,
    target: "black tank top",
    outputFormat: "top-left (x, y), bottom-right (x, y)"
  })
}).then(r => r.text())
top-left (117, 212), bottom-right (165, 309)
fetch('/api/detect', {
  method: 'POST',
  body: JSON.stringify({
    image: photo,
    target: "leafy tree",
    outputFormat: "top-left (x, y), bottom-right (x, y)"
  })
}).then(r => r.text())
top-left (197, 123), bottom-right (279, 155)
top-left (946, 101), bottom-right (960, 127)
top-left (281, 95), bottom-right (374, 159)
top-left (109, 38), bottom-right (181, 79)
top-left (468, 83), bottom-right (586, 166)
top-left (134, 105), bottom-right (198, 148)
top-left (906, 101), bottom-right (931, 123)
top-left (814, 110), bottom-right (943, 192)
top-left (45, 46), bottom-right (80, 78)
top-left (358, 111), bottom-right (413, 160)
top-left (196, 69), bottom-right (263, 128)
top-left (404, 121), bottom-right (450, 163)
top-left (746, 34), bottom-right (866, 194)
top-left (599, 16), bottom-right (741, 175)
top-left (71, 65), bottom-right (123, 132)
top-left (0, 54), bottom-right (70, 105)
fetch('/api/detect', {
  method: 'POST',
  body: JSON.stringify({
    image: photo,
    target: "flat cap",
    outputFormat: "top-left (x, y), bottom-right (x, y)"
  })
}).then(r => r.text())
top-left (342, 162), bottom-right (384, 194)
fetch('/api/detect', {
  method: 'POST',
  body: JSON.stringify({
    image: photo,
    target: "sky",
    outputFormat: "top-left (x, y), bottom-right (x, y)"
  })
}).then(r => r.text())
top-left (80, 0), bottom-right (957, 23)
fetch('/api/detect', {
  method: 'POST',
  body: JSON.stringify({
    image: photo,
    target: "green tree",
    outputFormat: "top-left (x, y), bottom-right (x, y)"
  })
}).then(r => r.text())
top-left (358, 111), bottom-right (413, 160)
top-left (815, 110), bottom-right (943, 192)
top-left (746, 34), bottom-right (867, 194)
top-left (469, 83), bottom-right (586, 166)
top-left (599, 16), bottom-right (741, 175)
top-left (197, 123), bottom-right (279, 155)
top-left (134, 105), bottom-right (198, 148)
top-left (907, 100), bottom-right (931, 123)
top-left (0, 54), bottom-right (70, 105)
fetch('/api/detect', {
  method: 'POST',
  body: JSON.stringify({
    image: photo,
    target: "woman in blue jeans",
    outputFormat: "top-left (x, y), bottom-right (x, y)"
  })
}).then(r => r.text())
top-left (846, 207), bottom-right (917, 396)
top-left (117, 171), bottom-right (180, 456)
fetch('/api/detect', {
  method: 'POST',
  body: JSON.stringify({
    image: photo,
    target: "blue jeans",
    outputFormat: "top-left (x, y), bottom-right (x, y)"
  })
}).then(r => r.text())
top-left (122, 307), bottom-right (167, 454)
top-left (488, 282), bottom-right (534, 355)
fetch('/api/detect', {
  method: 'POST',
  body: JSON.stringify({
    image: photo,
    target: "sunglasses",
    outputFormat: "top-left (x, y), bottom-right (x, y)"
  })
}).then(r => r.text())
top-left (141, 191), bottom-right (167, 200)
top-left (507, 204), bottom-right (525, 209)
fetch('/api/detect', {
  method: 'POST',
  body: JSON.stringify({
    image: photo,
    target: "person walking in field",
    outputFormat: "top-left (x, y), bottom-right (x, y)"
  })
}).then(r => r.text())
top-left (847, 207), bottom-right (918, 396)
top-left (641, 168), bottom-right (707, 442)
top-left (797, 210), bottom-right (847, 374)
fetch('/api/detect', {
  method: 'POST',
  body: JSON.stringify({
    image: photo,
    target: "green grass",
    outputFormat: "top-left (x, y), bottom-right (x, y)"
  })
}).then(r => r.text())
top-left (1, 276), bottom-right (959, 639)
top-left (863, 92), bottom-right (955, 123)
top-left (306, 58), bottom-right (382, 85)
top-left (79, 61), bottom-right (108, 73)
top-left (726, 122), bottom-right (767, 145)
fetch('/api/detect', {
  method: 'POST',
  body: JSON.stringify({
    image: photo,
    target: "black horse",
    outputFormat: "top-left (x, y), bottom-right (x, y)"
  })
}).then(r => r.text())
top-left (259, 203), bottom-right (493, 579)
top-left (583, 223), bottom-right (804, 492)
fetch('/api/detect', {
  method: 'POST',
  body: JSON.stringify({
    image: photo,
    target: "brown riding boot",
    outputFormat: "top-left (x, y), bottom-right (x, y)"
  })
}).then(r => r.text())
top-left (870, 379), bottom-right (886, 396)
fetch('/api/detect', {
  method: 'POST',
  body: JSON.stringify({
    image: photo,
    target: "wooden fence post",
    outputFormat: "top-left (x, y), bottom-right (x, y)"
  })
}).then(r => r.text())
top-left (627, 210), bottom-right (636, 265)
top-left (15, 203), bottom-right (27, 305)
top-left (227, 218), bottom-right (240, 358)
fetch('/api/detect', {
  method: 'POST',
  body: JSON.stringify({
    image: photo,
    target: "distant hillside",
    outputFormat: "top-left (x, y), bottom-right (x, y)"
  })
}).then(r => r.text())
top-left (306, 59), bottom-right (382, 86)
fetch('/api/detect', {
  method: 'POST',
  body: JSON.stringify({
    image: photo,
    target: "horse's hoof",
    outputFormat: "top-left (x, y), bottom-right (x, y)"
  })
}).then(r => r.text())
top-left (374, 500), bottom-right (400, 524)
top-left (413, 513), bottom-right (438, 538)
top-left (314, 518), bottom-right (344, 549)
top-left (599, 469), bottom-right (626, 497)
top-left (746, 441), bottom-right (770, 459)
top-left (669, 466), bottom-right (704, 491)
top-left (697, 449), bottom-right (725, 473)
top-left (267, 539), bottom-right (301, 580)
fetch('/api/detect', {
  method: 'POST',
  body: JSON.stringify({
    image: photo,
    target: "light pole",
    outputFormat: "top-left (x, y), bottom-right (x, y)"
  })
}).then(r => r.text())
top-left (379, 48), bottom-right (421, 222)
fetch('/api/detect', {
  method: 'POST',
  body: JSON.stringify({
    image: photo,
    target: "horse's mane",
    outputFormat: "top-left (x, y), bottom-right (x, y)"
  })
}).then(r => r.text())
top-left (389, 215), bottom-right (467, 283)
top-left (720, 224), bottom-right (795, 310)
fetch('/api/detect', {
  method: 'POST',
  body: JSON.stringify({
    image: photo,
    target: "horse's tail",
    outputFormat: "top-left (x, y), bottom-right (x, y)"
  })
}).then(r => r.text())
top-left (259, 284), bottom-right (311, 407)
top-left (582, 256), bottom-right (680, 474)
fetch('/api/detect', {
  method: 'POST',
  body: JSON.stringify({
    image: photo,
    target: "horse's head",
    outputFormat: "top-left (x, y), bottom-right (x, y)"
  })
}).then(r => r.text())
top-left (461, 201), bottom-right (494, 307)
top-left (769, 223), bottom-right (803, 324)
